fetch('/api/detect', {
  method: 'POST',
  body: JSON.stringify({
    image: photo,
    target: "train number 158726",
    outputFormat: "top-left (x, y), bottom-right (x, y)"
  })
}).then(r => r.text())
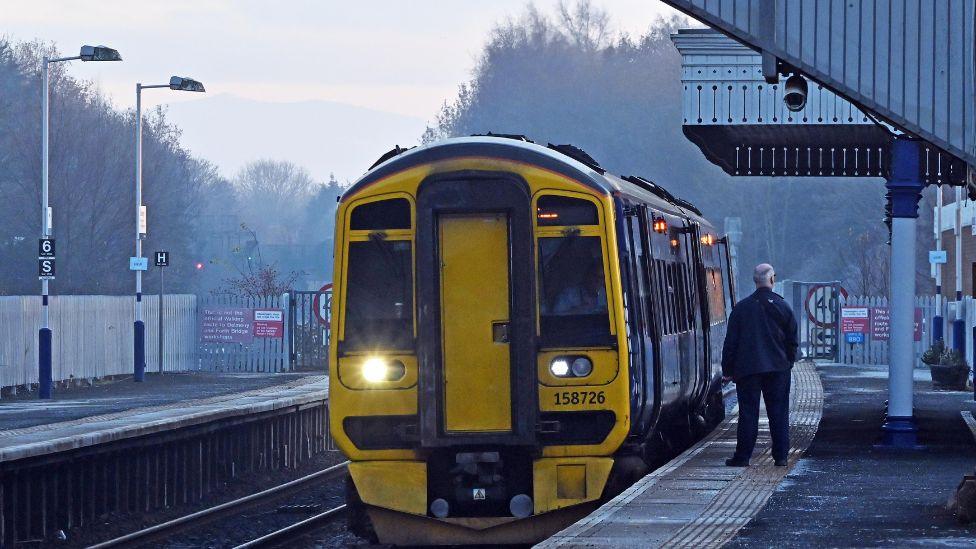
top-left (553, 390), bottom-right (606, 406)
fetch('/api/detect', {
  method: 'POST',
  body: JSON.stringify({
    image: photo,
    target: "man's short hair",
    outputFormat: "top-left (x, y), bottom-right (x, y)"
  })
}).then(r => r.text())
top-left (753, 263), bottom-right (775, 286)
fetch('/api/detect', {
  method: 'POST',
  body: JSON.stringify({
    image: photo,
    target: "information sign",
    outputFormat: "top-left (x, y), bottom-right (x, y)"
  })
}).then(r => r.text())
top-left (38, 238), bottom-right (55, 258)
top-left (929, 250), bottom-right (948, 264)
top-left (129, 257), bottom-right (149, 271)
top-left (199, 307), bottom-right (253, 343)
top-left (845, 332), bottom-right (865, 344)
top-left (840, 307), bottom-right (869, 333)
top-left (38, 258), bottom-right (55, 280)
top-left (871, 307), bottom-right (922, 342)
top-left (253, 309), bottom-right (284, 338)
top-left (154, 251), bottom-right (169, 267)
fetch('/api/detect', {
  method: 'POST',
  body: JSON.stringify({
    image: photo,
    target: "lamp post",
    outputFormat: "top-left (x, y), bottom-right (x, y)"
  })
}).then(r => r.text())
top-left (133, 76), bottom-right (205, 382)
top-left (39, 45), bottom-right (121, 399)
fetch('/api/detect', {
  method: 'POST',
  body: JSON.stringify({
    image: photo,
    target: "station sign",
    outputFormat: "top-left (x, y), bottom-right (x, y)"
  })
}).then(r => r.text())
top-left (254, 309), bottom-right (284, 338)
top-left (38, 258), bottom-right (55, 280)
top-left (38, 238), bottom-right (55, 258)
top-left (154, 251), bottom-right (169, 267)
top-left (929, 250), bottom-right (948, 264)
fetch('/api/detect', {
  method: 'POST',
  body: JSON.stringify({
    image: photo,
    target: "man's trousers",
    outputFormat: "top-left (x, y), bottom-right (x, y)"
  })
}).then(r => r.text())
top-left (733, 369), bottom-right (792, 462)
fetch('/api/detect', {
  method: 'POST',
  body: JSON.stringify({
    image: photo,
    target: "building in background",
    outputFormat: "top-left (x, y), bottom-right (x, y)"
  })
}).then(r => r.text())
top-left (935, 195), bottom-right (976, 299)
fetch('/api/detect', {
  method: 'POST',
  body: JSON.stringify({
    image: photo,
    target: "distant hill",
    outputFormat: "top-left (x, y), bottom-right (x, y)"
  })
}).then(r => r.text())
top-left (166, 94), bottom-right (428, 184)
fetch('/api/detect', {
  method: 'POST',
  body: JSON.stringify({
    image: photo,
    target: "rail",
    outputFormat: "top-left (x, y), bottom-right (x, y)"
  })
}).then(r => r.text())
top-left (87, 461), bottom-right (349, 549)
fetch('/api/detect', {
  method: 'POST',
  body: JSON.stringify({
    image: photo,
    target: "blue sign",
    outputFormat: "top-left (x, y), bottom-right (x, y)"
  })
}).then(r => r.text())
top-left (129, 257), bottom-right (149, 271)
top-left (845, 332), bottom-right (865, 344)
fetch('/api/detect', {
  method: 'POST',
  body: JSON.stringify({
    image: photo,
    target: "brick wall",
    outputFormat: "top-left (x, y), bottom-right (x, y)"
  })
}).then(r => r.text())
top-left (938, 229), bottom-right (976, 298)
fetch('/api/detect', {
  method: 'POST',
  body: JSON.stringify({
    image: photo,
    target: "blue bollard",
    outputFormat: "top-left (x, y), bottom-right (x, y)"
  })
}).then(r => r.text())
top-left (954, 318), bottom-right (966, 356)
top-left (39, 327), bottom-right (52, 399)
top-left (134, 320), bottom-right (145, 382)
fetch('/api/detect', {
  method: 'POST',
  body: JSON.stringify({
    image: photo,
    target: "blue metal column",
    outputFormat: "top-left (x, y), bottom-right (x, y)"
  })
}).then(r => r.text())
top-left (881, 139), bottom-right (922, 448)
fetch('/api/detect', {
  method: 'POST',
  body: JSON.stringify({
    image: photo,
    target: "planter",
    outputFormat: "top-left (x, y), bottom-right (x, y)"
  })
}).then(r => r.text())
top-left (928, 363), bottom-right (970, 390)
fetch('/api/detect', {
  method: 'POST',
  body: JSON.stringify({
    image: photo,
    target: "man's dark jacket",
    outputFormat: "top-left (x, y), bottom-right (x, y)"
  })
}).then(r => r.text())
top-left (721, 287), bottom-right (799, 380)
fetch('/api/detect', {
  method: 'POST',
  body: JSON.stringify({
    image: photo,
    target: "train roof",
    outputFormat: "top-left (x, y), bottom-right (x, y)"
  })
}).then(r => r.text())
top-left (346, 136), bottom-right (712, 228)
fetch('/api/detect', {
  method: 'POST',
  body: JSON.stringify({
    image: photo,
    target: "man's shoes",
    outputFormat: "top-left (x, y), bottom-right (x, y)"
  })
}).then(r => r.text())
top-left (774, 458), bottom-right (788, 467)
top-left (725, 457), bottom-right (749, 467)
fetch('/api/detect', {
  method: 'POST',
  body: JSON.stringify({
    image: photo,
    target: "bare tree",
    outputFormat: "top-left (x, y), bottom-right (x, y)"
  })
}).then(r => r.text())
top-left (556, 0), bottom-right (612, 51)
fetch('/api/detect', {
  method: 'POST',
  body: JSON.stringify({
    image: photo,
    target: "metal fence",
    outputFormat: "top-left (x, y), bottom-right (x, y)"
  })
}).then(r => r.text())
top-left (0, 294), bottom-right (197, 388)
top-left (289, 289), bottom-right (331, 371)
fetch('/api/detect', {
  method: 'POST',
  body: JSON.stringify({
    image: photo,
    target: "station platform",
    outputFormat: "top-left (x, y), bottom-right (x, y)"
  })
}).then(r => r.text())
top-left (0, 371), bottom-right (315, 431)
top-left (0, 373), bottom-right (327, 464)
top-left (540, 362), bottom-right (976, 548)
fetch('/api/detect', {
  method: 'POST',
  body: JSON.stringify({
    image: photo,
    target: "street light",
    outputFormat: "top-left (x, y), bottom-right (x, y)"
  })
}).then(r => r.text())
top-left (133, 76), bottom-right (205, 382)
top-left (38, 45), bottom-right (122, 400)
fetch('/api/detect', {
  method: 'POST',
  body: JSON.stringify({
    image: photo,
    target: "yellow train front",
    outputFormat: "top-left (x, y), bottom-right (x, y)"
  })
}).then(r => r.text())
top-left (329, 136), bottom-right (734, 545)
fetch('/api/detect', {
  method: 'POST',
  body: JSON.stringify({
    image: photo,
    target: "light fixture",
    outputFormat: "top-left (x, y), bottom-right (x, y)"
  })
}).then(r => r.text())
top-left (79, 45), bottom-right (121, 62)
top-left (550, 358), bottom-right (570, 377)
top-left (362, 357), bottom-right (406, 382)
top-left (550, 356), bottom-right (592, 378)
top-left (169, 76), bottom-right (206, 92)
top-left (570, 357), bottom-right (593, 377)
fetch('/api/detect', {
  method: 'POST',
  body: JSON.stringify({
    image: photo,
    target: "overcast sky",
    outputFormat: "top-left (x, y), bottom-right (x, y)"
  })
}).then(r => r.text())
top-left (3, 1), bottom-right (689, 182)
top-left (3, 1), bottom-right (681, 117)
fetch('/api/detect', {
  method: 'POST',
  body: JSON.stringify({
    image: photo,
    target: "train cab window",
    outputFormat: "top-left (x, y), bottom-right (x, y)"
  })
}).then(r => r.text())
top-left (538, 235), bottom-right (613, 347)
top-left (350, 198), bottom-right (411, 230)
top-left (343, 235), bottom-right (413, 350)
top-left (536, 195), bottom-right (599, 227)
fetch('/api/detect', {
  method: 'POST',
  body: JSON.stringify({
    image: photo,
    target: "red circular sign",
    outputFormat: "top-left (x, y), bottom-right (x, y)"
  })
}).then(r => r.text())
top-left (312, 283), bottom-right (333, 325)
top-left (804, 284), bottom-right (848, 327)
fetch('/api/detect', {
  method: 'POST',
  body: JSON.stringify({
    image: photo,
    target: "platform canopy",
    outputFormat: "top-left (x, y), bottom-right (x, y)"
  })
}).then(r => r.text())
top-left (671, 29), bottom-right (967, 184)
top-left (660, 0), bottom-right (975, 182)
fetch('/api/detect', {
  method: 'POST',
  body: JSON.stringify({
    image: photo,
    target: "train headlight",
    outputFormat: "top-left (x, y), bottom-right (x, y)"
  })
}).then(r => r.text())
top-left (550, 356), bottom-right (593, 378)
top-left (550, 359), bottom-right (570, 377)
top-left (361, 357), bottom-right (406, 382)
top-left (570, 357), bottom-right (593, 377)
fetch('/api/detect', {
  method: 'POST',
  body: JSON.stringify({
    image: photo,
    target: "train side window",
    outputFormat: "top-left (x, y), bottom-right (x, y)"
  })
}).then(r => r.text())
top-left (537, 195), bottom-right (599, 226)
top-left (350, 198), bottom-right (411, 230)
top-left (673, 263), bottom-right (685, 332)
top-left (708, 268), bottom-right (726, 323)
top-left (664, 261), bottom-right (677, 335)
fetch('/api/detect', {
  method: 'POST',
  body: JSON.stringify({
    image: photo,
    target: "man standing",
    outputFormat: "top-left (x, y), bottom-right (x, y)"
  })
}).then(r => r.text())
top-left (722, 263), bottom-right (799, 467)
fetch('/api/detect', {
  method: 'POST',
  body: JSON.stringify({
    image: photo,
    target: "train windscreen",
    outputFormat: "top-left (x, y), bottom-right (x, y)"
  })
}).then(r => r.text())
top-left (537, 234), bottom-right (613, 347)
top-left (343, 236), bottom-right (413, 350)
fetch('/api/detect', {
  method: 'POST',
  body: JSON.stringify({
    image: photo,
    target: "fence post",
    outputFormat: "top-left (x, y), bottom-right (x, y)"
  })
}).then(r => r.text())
top-left (281, 292), bottom-right (291, 372)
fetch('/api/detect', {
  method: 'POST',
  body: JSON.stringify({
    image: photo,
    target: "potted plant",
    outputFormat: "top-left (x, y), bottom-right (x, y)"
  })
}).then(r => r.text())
top-left (923, 340), bottom-right (971, 390)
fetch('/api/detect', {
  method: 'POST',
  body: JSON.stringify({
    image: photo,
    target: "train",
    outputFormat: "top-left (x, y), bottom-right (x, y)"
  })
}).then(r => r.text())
top-left (328, 135), bottom-right (737, 545)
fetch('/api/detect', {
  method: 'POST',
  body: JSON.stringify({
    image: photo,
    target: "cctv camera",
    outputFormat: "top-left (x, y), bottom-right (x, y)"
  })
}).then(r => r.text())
top-left (784, 74), bottom-right (808, 112)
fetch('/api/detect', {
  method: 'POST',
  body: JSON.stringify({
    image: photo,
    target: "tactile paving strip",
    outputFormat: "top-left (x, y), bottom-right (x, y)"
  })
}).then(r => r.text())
top-left (539, 362), bottom-right (823, 548)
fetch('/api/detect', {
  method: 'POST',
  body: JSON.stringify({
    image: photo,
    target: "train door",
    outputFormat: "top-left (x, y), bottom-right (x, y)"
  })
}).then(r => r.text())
top-left (415, 173), bottom-right (537, 447)
top-left (686, 223), bottom-right (709, 409)
top-left (439, 213), bottom-right (512, 432)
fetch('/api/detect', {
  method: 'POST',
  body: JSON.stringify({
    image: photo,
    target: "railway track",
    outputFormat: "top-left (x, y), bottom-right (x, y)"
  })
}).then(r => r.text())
top-left (87, 460), bottom-right (350, 549)
top-left (233, 504), bottom-right (347, 548)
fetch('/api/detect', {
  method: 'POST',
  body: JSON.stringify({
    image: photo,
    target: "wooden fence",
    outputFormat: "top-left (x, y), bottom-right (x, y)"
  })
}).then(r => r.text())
top-left (196, 294), bottom-right (290, 373)
top-left (0, 294), bottom-right (197, 389)
top-left (836, 295), bottom-right (960, 366)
